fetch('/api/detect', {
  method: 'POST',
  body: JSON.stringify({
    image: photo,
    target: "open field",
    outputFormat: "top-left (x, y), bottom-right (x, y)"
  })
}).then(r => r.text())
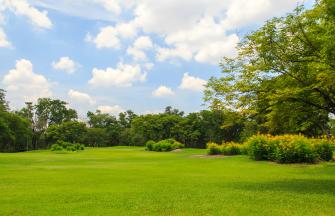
top-left (1, 147), bottom-right (335, 216)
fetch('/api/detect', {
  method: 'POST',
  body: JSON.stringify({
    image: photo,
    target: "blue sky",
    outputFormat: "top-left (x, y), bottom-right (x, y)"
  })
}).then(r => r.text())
top-left (0, 0), bottom-right (314, 117)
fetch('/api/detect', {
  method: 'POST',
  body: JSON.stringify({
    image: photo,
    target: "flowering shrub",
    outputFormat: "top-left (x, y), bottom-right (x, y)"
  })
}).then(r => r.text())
top-left (247, 135), bottom-right (335, 163)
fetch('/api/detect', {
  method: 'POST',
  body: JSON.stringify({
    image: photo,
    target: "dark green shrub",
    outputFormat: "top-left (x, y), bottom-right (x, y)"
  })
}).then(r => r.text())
top-left (145, 140), bottom-right (156, 151)
top-left (146, 139), bottom-right (184, 152)
top-left (50, 140), bottom-right (85, 152)
top-left (50, 144), bottom-right (63, 151)
top-left (314, 140), bottom-right (334, 161)
top-left (247, 135), bottom-right (277, 160)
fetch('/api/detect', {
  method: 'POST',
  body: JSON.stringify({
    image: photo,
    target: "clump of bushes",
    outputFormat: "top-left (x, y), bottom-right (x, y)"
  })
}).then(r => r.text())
top-left (247, 135), bottom-right (335, 163)
top-left (145, 139), bottom-right (184, 152)
top-left (50, 140), bottom-right (85, 152)
top-left (207, 142), bottom-right (247, 156)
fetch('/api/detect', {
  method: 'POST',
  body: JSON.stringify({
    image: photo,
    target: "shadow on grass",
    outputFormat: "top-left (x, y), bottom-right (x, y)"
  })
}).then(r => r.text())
top-left (231, 179), bottom-right (335, 195)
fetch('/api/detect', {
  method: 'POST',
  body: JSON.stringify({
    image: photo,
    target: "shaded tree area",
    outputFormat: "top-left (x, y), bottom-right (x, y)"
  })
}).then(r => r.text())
top-left (205, 0), bottom-right (335, 137)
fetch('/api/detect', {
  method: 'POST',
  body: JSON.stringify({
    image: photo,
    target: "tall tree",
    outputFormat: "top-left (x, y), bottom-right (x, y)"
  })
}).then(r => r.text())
top-left (205, 1), bottom-right (334, 135)
top-left (0, 89), bottom-right (9, 112)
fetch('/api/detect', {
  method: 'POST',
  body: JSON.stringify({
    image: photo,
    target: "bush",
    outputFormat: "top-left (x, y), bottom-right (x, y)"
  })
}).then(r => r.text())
top-left (274, 137), bottom-right (317, 163)
top-left (50, 143), bottom-right (63, 151)
top-left (313, 140), bottom-right (334, 161)
top-left (50, 140), bottom-right (85, 152)
top-left (146, 139), bottom-right (185, 152)
top-left (145, 140), bottom-right (155, 151)
top-left (246, 134), bottom-right (335, 163)
top-left (222, 142), bottom-right (242, 155)
top-left (207, 142), bottom-right (246, 156)
top-left (207, 142), bottom-right (222, 155)
top-left (247, 135), bottom-right (276, 160)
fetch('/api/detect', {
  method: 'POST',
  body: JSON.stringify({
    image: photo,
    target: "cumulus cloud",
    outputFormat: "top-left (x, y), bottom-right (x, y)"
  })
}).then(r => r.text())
top-left (152, 85), bottom-right (174, 97)
top-left (5, 0), bottom-right (52, 29)
top-left (130, 0), bottom-right (303, 64)
top-left (179, 73), bottom-right (207, 92)
top-left (0, 28), bottom-right (11, 48)
top-left (2, 59), bottom-right (52, 105)
top-left (86, 26), bottom-right (121, 49)
top-left (86, 21), bottom-right (137, 49)
top-left (89, 62), bottom-right (146, 87)
top-left (97, 105), bottom-right (124, 115)
top-left (83, 0), bottom-right (305, 63)
top-left (156, 45), bottom-right (193, 62)
top-left (68, 89), bottom-right (95, 105)
top-left (133, 36), bottom-right (153, 50)
top-left (127, 35), bottom-right (154, 61)
top-left (94, 0), bottom-right (122, 15)
top-left (52, 56), bottom-right (78, 74)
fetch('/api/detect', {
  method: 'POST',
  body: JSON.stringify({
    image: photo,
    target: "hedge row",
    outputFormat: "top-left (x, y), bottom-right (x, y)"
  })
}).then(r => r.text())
top-left (50, 140), bottom-right (85, 152)
top-left (207, 135), bottom-right (334, 163)
top-left (207, 142), bottom-right (247, 156)
top-left (145, 139), bottom-right (184, 152)
top-left (247, 135), bottom-right (334, 163)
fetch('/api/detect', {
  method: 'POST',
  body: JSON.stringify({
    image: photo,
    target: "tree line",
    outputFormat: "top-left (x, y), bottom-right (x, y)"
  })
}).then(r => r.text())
top-left (0, 90), bottom-right (251, 152)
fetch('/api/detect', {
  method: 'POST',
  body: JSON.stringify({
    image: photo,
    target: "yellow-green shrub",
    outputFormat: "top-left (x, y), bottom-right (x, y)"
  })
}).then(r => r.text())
top-left (207, 142), bottom-right (222, 155)
top-left (207, 142), bottom-right (247, 156)
top-left (246, 134), bottom-right (335, 163)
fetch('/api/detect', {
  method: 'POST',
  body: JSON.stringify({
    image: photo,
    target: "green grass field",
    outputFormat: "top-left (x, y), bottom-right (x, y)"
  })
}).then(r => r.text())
top-left (0, 147), bottom-right (335, 216)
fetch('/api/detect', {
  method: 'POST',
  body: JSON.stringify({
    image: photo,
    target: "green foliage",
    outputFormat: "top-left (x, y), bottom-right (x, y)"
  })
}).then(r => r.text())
top-left (50, 140), bottom-right (85, 152)
top-left (0, 111), bottom-right (32, 152)
top-left (313, 140), bottom-right (335, 161)
top-left (45, 121), bottom-right (87, 145)
top-left (146, 139), bottom-right (184, 152)
top-left (145, 140), bottom-right (155, 151)
top-left (84, 128), bottom-right (108, 147)
top-left (222, 142), bottom-right (242, 156)
top-left (207, 142), bottom-right (222, 155)
top-left (246, 135), bottom-right (335, 163)
top-left (206, 142), bottom-right (246, 156)
top-left (205, 1), bottom-right (335, 136)
top-left (35, 98), bottom-right (78, 128)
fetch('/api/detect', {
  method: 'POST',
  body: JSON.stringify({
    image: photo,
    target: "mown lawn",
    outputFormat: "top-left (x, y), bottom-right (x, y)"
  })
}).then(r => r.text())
top-left (0, 147), bottom-right (334, 216)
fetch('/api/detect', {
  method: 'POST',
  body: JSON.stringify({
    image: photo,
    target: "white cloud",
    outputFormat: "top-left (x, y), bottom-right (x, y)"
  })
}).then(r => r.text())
top-left (152, 85), bottom-right (174, 97)
top-left (0, 28), bottom-right (11, 48)
top-left (52, 56), bottom-right (78, 74)
top-left (127, 47), bottom-right (147, 61)
top-left (68, 89), bottom-right (95, 105)
top-left (130, 0), bottom-right (303, 64)
top-left (97, 105), bottom-right (124, 115)
top-left (127, 35), bottom-right (153, 61)
top-left (156, 45), bottom-right (193, 62)
top-left (89, 62), bottom-right (146, 87)
top-left (30, 0), bottom-right (131, 21)
top-left (5, 0), bottom-right (52, 29)
top-left (179, 73), bottom-right (207, 92)
top-left (86, 21), bottom-right (137, 49)
top-left (133, 36), bottom-right (153, 50)
top-left (94, 0), bottom-right (121, 15)
top-left (87, 26), bottom-right (121, 49)
top-left (2, 59), bottom-right (52, 105)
